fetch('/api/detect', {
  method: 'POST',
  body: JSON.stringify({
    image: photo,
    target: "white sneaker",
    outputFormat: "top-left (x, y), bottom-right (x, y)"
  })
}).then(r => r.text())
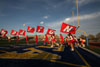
top-left (51, 45), bottom-right (54, 48)
top-left (71, 48), bottom-right (74, 51)
top-left (57, 44), bottom-right (59, 47)
top-left (83, 44), bottom-right (85, 47)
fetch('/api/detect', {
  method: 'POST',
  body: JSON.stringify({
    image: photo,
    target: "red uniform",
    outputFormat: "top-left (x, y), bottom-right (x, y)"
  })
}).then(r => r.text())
top-left (80, 39), bottom-right (84, 44)
top-left (67, 36), bottom-right (74, 43)
top-left (36, 35), bottom-right (38, 45)
top-left (66, 38), bottom-right (69, 43)
top-left (66, 38), bottom-right (68, 41)
top-left (60, 34), bottom-right (64, 44)
top-left (16, 36), bottom-right (19, 43)
top-left (51, 36), bottom-right (56, 42)
top-left (26, 36), bottom-right (28, 44)
top-left (44, 35), bottom-right (49, 43)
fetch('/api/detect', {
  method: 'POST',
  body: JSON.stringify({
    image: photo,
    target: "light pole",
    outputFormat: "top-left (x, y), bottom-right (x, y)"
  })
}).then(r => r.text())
top-left (23, 24), bottom-right (25, 30)
top-left (40, 21), bottom-right (44, 26)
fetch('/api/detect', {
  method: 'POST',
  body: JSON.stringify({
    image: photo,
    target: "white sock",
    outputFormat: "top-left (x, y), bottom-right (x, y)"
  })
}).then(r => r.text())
top-left (71, 48), bottom-right (74, 51)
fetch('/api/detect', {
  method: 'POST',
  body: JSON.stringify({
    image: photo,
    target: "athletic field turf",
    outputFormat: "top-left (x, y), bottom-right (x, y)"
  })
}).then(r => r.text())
top-left (0, 44), bottom-right (100, 67)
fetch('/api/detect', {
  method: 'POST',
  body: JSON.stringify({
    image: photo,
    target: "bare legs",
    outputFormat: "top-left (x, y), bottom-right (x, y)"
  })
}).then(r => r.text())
top-left (70, 43), bottom-right (74, 51)
top-left (51, 41), bottom-right (59, 47)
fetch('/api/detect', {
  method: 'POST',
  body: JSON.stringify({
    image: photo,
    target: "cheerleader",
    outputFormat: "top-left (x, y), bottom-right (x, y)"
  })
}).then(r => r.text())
top-left (73, 36), bottom-right (79, 48)
top-left (67, 33), bottom-right (74, 51)
top-left (16, 36), bottom-right (19, 43)
top-left (36, 35), bottom-right (38, 45)
top-left (79, 37), bottom-right (85, 47)
top-left (60, 34), bottom-right (64, 46)
top-left (26, 35), bottom-right (29, 44)
top-left (43, 34), bottom-right (49, 45)
top-left (65, 36), bottom-right (69, 46)
top-left (50, 34), bottom-right (59, 47)
top-left (8, 36), bottom-right (11, 42)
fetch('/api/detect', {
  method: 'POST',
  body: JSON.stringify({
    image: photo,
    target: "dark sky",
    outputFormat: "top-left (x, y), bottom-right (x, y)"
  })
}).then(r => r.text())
top-left (0, 0), bottom-right (100, 36)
